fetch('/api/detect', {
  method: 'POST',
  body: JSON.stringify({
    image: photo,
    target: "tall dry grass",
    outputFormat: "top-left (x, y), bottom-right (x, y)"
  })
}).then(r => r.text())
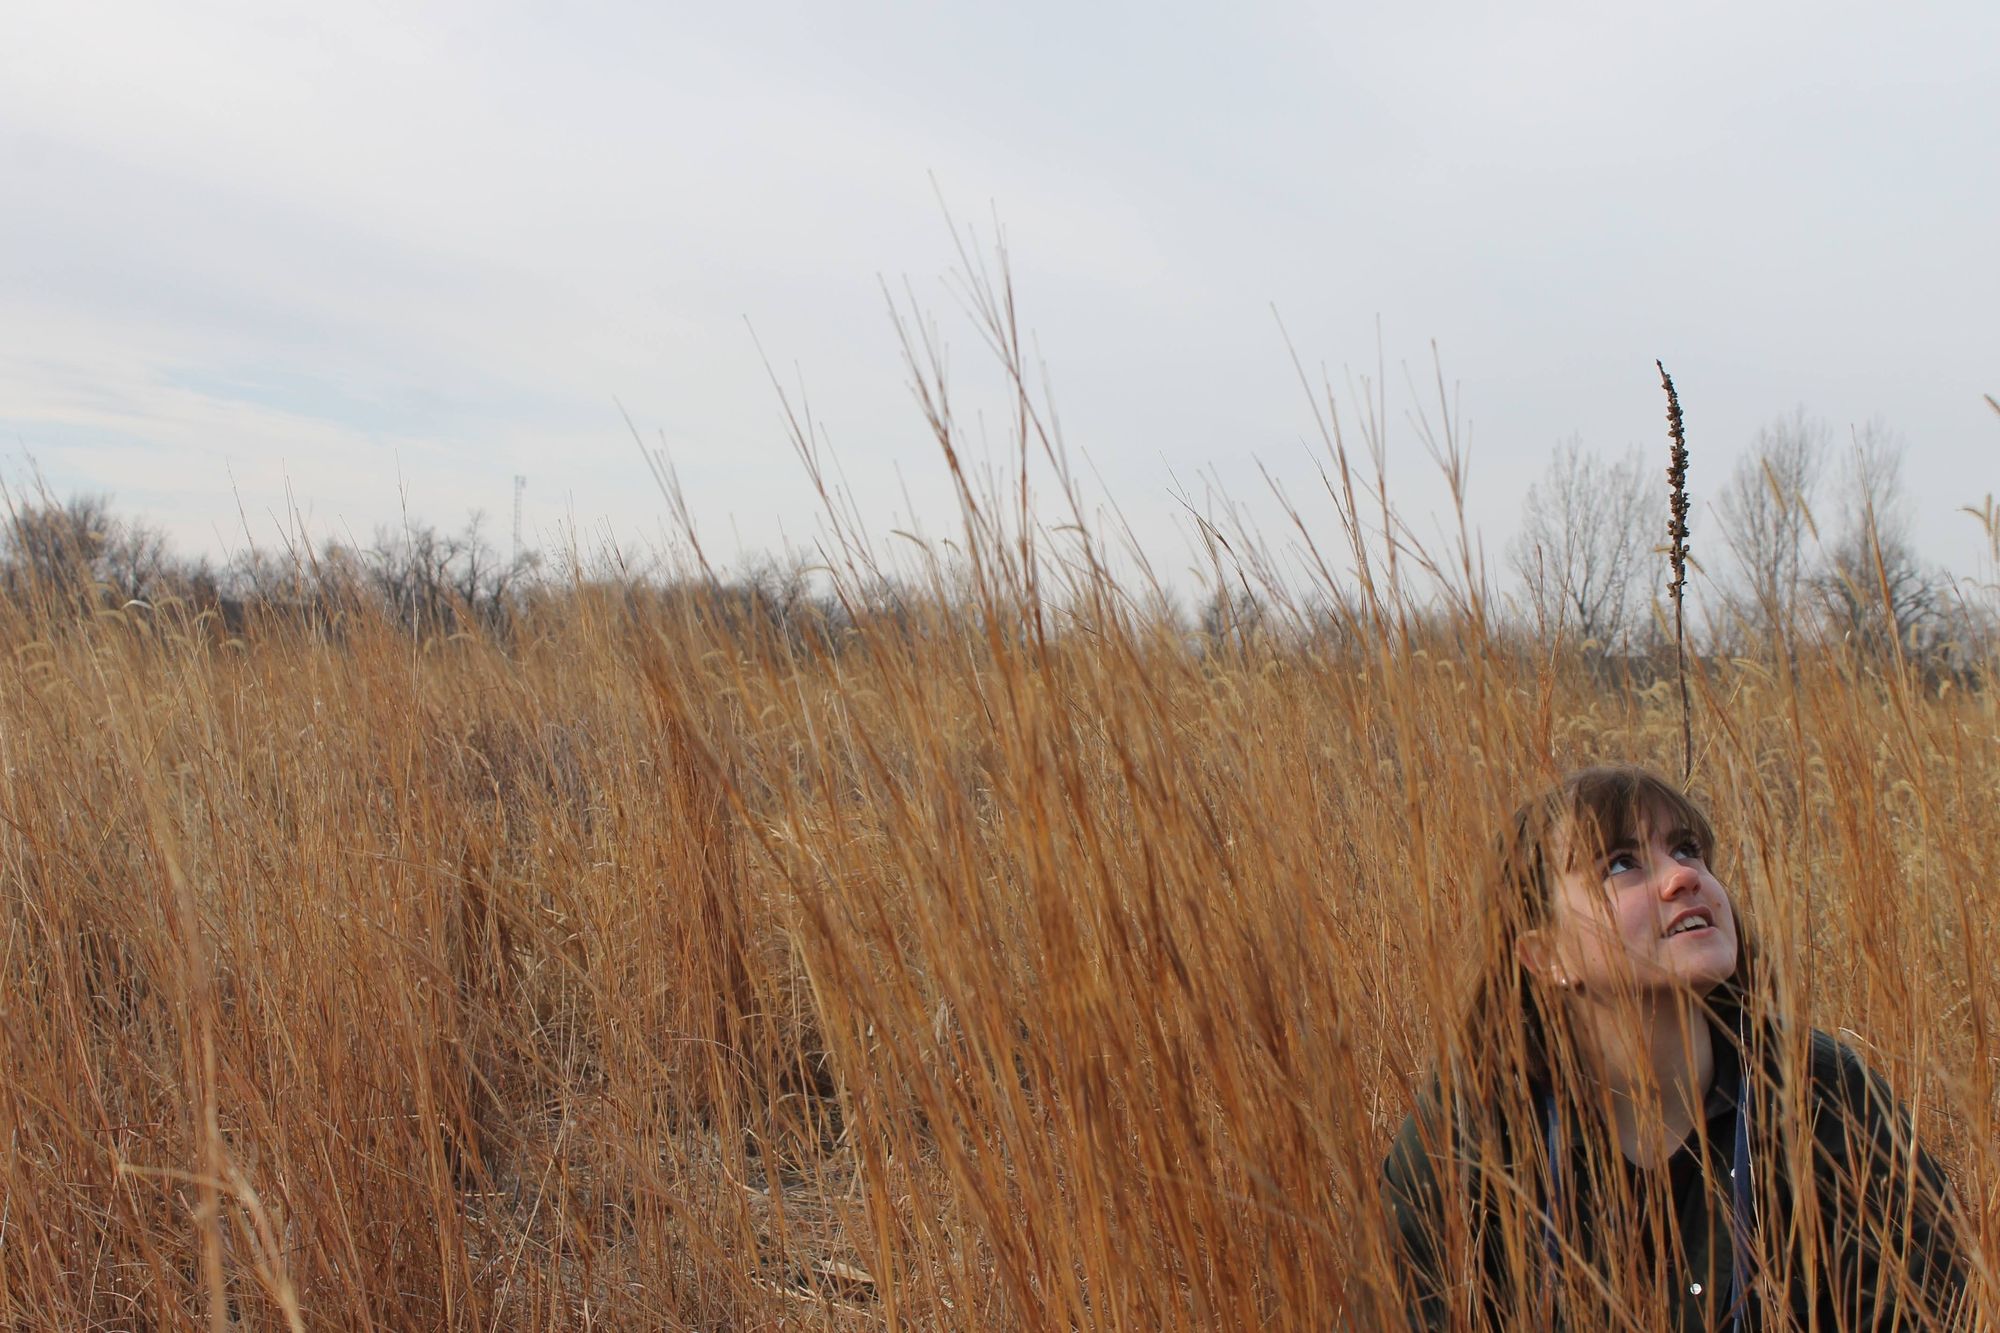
top-left (3, 281), bottom-right (1995, 1328)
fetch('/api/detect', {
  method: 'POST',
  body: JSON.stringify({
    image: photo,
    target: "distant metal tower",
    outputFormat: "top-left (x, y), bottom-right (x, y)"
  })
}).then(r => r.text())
top-left (511, 474), bottom-right (527, 567)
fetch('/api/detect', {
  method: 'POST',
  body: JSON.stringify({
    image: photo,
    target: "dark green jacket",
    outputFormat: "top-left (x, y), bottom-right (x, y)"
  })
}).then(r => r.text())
top-left (1380, 1025), bottom-right (1968, 1330)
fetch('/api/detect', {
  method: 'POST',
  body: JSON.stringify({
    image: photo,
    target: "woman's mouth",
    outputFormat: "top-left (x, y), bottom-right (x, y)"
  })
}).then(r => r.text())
top-left (1664, 910), bottom-right (1715, 938)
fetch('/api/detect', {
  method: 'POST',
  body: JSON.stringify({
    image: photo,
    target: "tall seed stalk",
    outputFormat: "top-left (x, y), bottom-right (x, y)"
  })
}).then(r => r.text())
top-left (1659, 360), bottom-right (1692, 783)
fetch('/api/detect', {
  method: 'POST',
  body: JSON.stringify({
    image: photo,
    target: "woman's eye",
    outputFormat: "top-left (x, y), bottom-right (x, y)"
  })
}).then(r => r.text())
top-left (1674, 840), bottom-right (1704, 862)
top-left (1603, 852), bottom-right (1641, 876)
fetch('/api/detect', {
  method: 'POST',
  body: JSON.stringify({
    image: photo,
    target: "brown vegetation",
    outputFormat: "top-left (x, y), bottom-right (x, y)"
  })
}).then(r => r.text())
top-left (2, 288), bottom-right (1994, 1326)
top-left (2, 508), bottom-right (1994, 1329)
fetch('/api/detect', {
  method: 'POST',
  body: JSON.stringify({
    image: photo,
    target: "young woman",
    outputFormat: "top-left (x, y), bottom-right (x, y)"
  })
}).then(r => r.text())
top-left (1379, 765), bottom-right (1969, 1330)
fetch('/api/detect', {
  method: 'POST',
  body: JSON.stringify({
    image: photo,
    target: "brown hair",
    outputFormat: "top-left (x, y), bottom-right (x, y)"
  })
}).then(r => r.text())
top-left (1455, 764), bottom-right (1753, 1096)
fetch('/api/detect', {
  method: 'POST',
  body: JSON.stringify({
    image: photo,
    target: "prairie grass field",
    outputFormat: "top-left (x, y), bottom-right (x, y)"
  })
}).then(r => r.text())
top-left (3, 518), bottom-right (1997, 1330)
top-left (3, 278), bottom-right (1997, 1328)
top-left (8, 0), bottom-right (2000, 1322)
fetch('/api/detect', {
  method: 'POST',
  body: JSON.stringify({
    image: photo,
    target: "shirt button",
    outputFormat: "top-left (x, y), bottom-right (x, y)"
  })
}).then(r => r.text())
top-left (1690, 1282), bottom-right (1704, 1295)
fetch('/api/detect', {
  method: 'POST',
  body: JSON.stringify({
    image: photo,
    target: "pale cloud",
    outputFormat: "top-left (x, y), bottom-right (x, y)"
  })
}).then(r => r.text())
top-left (2, 0), bottom-right (1996, 596)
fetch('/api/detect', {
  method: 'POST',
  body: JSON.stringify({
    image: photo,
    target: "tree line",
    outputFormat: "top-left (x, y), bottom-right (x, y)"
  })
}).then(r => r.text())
top-left (1506, 408), bottom-right (1994, 665)
top-left (0, 491), bottom-right (919, 651)
top-left (0, 494), bottom-right (537, 638)
top-left (3, 406), bottom-right (1995, 669)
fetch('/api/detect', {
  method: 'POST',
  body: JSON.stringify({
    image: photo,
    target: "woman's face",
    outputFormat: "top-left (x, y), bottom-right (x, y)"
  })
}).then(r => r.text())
top-left (1529, 808), bottom-right (1739, 998)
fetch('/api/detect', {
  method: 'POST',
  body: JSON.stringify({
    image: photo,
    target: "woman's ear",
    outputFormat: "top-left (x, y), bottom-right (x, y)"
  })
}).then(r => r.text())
top-left (1516, 929), bottom-right (1559, 986)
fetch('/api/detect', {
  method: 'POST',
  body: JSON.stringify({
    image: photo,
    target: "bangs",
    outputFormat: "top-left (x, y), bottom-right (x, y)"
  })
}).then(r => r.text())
top-left (1556, 766), bottom-right (1717, 871)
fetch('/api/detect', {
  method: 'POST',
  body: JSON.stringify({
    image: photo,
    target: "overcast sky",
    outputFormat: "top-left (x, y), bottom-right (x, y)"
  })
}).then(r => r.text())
top-left (3, 1), bottom-right (1995, 603)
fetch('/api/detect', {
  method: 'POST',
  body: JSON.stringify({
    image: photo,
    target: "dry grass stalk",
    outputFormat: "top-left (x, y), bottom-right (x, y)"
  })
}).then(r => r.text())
top-left (1658, 359), bottom-right (1693, 785)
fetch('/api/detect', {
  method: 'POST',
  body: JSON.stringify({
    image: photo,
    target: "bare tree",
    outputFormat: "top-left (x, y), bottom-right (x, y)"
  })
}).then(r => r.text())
top-left (2, 493), bottom-right (113, 606)
top-left (1715, 408), bottom-right (1827, 645)
top-left (1, 492), bottom-right (192, 609)
top-left (355, 511), bottom-right (537, 636)
top-left (96, 515), bottom-right (177, 604)
top-left (1198, 582), bottom-right (1267, 653)
top-left (1508, 437), bottom-right (1653, 651)
top-left (1814, 423), bottom-right (1944, 658)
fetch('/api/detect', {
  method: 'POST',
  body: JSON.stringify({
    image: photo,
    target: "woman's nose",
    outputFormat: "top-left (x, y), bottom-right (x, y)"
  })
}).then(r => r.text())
top-left (1658, 861), bottom-right (1701, 897)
